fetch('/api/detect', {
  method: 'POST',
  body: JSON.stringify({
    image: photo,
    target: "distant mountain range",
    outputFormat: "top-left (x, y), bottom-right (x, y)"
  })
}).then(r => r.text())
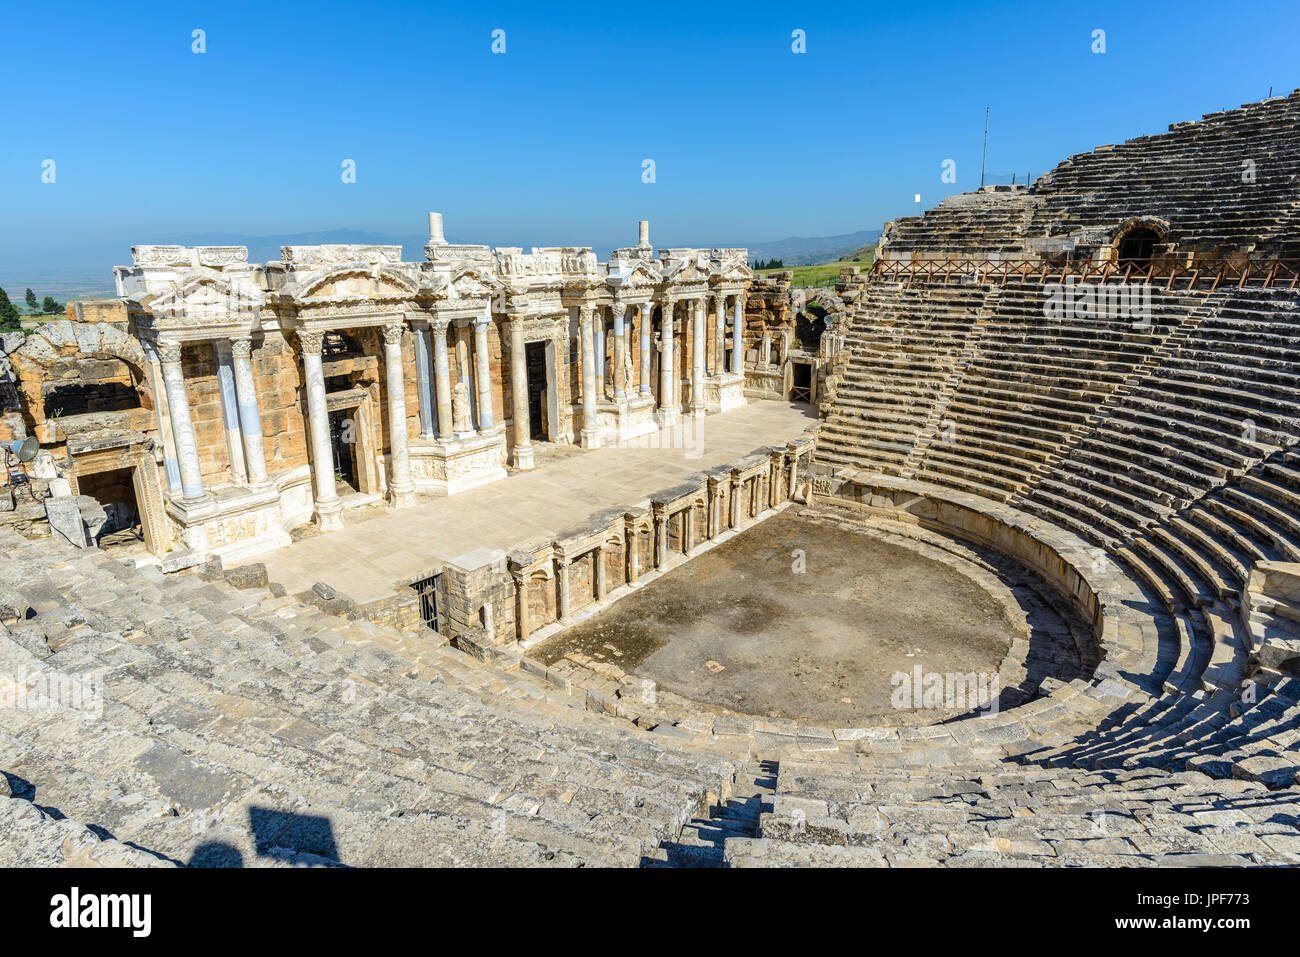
top-left (742, 230), bottom-right (881, 266)
top-left (0, 227), bottom-right (883, 302)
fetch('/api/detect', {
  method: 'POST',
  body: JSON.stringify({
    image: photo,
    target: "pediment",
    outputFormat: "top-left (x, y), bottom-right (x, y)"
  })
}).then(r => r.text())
top-left (300, 266), bottom-right (417, 301)
top-left (448, 264), bottom-right (506, 297)
top-left (144, 277), bottom-right (265, 322)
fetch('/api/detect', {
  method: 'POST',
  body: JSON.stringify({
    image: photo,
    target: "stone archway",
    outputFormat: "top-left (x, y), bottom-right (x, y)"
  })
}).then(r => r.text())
top-left (9, 321), bottom-right (152, 429)
top-left (1111, 218), bottom-right (1172, 270)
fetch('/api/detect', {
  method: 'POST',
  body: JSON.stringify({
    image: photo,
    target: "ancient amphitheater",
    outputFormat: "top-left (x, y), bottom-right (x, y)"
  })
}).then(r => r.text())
top-left (2, 92), bottom-right (1299, 868)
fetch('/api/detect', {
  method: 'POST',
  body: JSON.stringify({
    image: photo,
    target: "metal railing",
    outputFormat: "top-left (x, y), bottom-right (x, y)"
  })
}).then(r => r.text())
top-left (411, 573), bottom-right (442, 632)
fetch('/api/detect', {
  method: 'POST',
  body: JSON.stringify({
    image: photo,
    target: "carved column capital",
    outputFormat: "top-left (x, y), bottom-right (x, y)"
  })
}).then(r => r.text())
top-left (156, 341), bottom-right (183, 364)
top-left (381, 323), bottom-right (406, 346)
top-left (229, 336), bottom-right (253, 359)
top-left (297, 330), bottom-right (326, 355)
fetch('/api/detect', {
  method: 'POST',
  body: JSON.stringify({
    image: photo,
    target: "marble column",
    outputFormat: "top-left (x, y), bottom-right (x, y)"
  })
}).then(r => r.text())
top-left (215, 342), bottom-right (248, 485)
top-left (683, 506), bottom-right (695, 555)
top-left (658, 301), bottom-right (678, 414)
top-left (594, 548), bottom-right (607, 601)
top-left (652, 508), bottom-right (666, 569)
top-left (142, 342), bottom-right (182, 493)
top-left (690, 298), bottom-right (706, 419)
top-left (612, 302), bottom-right (627, 400)
top-left (454, 322), bottom-right (477, 425)
top-left (728, 475), bottom-right (741, 528)
top-left (625, 520), bottom-right (640, 584)
top-left (431, 320), bottom-right (453, 441)
top-left (382, 324), bottom-right (416, 508)
top-left (473, 312), bottom-right (495, 431)
top-left (229, 337), bottom-right (269, 488)
top-left (769, 450), bottom-right (784, 509)
top-left (712, 294), bottom-right (726, 376)
top-left (513, 574), bottom-right (530, 643)
top-left (508, 316), bottom-right (534, 469)
top-left (789, 450), bottom-right (800, 497)
top-left (638, 302), bottom-right (653, 396)
top-left (413, 322), bottom-right (436, 438)
top-left (593, 314), bottom-right (606, 400)
top-left (157, 342), bottom-right (206, 502)
top-left (298, 331), bottom-right (343, 530)
top-left (706, 477), bottom-right (721, 540)
top-left (555, 553), bottom-right (571, 623)
top-left (731, 296), bottom-right (745, 374)
top-left (579, 304), bottom-right (598, 448)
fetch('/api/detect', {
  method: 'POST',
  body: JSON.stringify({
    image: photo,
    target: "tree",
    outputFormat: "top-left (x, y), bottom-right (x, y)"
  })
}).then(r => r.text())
top-left (24, 289), bottom-right (37, 312)
top-left (41, 296), bottom-right (60, 315)
top-left (0, 288), bottom-right (20, 331)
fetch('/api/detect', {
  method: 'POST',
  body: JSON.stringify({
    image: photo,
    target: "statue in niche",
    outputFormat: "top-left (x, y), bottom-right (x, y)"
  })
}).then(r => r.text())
top-left (452, 380), bottom-right (473, 434)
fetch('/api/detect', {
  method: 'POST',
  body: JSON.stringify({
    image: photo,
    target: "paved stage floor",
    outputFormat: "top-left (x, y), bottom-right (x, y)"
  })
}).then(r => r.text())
top-left (236, 401), bottom-right (817, 604)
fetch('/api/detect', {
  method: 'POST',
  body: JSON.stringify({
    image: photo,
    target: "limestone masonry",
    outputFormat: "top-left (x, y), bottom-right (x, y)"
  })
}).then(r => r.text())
top-left (2, 92), bottom-right (1299, 868)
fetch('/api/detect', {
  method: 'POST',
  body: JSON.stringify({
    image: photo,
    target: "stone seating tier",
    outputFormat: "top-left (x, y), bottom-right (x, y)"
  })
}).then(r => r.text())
top-left (0, 530), bottom-right (747, 866)
top-left (879, 91), bottom-right (1300, 260)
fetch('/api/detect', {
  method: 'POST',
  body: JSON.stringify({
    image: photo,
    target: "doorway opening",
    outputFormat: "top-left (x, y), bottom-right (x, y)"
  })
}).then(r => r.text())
top-left (791, 362), bottom-right (812, 403)
top-left (1117, 227), bottom-right (1161, 270)
top-left (525, 340), bottom-right (548, 441)
top-left (328, 408), bottom-right (358, 492)
top-left (79, 466), bottom-right (141, 548)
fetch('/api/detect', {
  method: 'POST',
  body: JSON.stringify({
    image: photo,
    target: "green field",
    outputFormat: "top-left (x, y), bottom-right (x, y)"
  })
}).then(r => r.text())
top-left (755, 253), bottom-right (874, 288)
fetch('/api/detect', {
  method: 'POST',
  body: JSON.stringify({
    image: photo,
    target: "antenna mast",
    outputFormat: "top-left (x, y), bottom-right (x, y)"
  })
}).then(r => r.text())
top-left (980, 106), bottom-right (989, 188)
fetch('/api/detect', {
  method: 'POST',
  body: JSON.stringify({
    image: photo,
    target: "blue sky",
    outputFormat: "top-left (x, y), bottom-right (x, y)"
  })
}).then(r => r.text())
top-left (1, 0), bottom-right (1298, 269)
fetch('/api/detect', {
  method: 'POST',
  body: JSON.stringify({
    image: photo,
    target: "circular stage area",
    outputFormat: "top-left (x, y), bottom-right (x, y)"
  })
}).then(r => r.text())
top-left (532, 509), bottom-right (1074, 727)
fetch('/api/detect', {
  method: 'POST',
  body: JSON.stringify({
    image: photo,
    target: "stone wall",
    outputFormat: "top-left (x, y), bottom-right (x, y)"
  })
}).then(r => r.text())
top-left (249, 331), bottom-right (310, 475)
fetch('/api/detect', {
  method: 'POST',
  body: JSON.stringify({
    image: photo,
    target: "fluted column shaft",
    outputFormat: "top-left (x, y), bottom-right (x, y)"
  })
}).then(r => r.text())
top-left (158, 342), bottom-right (205, 501)
top-left (731, 296), bottom-right (745, 373)
top-left (593, 316), bottom-right (606, 399)
top-left (230, 337), bottom-right (269, 487)
top-left (691, 298), bottom-right (706, 417)
top-left (612, 303), bottom-right (627, 400)
top-left (413, 323), bottom-right (436, 438)
top-left (579, 304), bottom-right (598, 447)
top-left (509, 317), bottom-right (534, 469)
top-left (382, 324), bottom-right (415, 507)
top-left (299, 331), bottom-right (342, 530)
top-left (215, 342), bottom-right (247, 485)
top-left (659, 301), bottom-right (677, 413)
top-left (712, 295), bottom-right (726, 376)
top-left (473, 313), bottom-right (495, 431)
top-left (431, 320), bottom-right (453, 441)
top-left (638, 303), bottom-right (653, 395)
